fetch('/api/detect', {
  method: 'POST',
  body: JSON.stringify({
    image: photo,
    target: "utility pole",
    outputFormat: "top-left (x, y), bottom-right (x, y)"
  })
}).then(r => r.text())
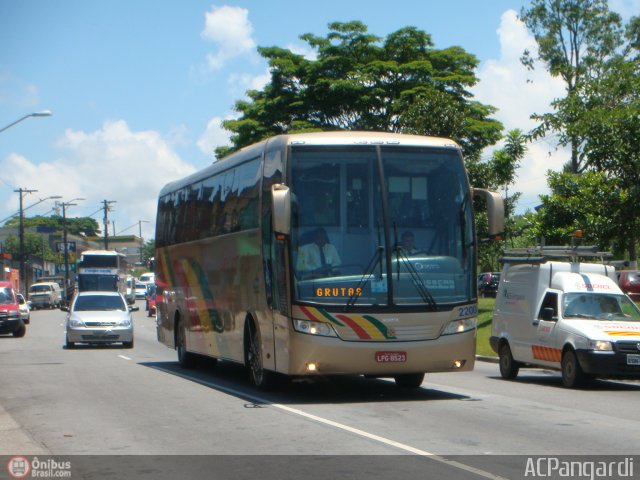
top-left (14, 188), bottom-right (37, 292)
top-left (59, 198), bottom-right (83, 303)
top-left (102, 200), bottom-right (116, 250)
top-left (138, 220), bottom-right (149, 264)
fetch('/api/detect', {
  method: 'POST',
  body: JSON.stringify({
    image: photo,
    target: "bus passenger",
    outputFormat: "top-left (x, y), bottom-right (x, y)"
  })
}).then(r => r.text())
top-left (296, 228), bottom-right (341, 277)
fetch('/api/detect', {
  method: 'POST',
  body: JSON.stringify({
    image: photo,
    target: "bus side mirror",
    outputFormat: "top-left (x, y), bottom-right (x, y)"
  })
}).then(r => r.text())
top-left (271, 184), bottom-right (291, 236)
top-left (473, 188), bottom-right (505, 239)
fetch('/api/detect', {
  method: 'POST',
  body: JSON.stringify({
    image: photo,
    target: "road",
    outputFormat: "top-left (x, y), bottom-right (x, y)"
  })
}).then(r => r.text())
top-left (1, 305), bottom-right (639, 479)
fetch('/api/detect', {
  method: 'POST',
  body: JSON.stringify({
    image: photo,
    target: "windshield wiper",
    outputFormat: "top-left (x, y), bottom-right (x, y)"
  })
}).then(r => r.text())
top-left (393, 244), bottom-right (437, 310)
top-left (344, 246), bottom-right (384, 311)
top-left (392, 223), bottom-right (436, 309)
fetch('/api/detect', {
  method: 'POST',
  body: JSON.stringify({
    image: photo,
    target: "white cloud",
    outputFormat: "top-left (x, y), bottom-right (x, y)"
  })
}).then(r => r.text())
top-left (201, 5), bottom-right (256, 70)
top-left (609, 0), bottom-right (640, 19)
top-left (285, 42), bottom-right (318, 61)
top-left (227, 68), bottom-right (271, 98)
top-left (473, 9), bottom-right (567, 213)
top-left (0, 120), bottom-right (195, 239)
top-left (197, 115), bottom-right (234, 156)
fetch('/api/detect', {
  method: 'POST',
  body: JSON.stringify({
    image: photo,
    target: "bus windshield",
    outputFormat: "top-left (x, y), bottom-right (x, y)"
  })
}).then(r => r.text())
top-left (290, 146), bottom-right (474, 307)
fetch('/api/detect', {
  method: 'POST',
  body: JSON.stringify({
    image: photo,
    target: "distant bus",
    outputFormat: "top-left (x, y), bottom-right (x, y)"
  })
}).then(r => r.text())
top-left (77, 250), bottom-right (128, 295)
top-left (154, 131), bottom-right (504, 389)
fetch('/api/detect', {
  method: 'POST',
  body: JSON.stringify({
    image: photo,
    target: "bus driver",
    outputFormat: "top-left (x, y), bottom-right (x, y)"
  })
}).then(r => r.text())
top-left (296, 228), bottom-right (341, 277)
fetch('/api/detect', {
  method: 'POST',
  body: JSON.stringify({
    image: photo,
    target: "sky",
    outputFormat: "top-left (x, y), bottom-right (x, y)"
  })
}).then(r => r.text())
top-left (1, 0), bottom-right (639, 242)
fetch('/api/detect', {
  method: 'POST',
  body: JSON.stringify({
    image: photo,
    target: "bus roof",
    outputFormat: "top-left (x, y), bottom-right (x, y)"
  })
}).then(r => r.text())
top-left (159, 131), bottom-right (461, 198)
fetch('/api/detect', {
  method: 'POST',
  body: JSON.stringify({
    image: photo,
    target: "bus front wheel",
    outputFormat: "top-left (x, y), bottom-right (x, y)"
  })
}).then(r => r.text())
top-left (394, 373), bottom-right (425, 388)
top-left (245, 320), bottom-right (278, 390)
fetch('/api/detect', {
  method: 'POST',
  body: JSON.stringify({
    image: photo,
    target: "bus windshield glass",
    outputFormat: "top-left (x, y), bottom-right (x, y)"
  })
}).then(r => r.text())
top-left (290, 145), bottom-right (474, 307)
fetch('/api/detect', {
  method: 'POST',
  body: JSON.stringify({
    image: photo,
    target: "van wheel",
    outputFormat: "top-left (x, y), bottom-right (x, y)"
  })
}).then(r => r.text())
top-left (499, 342), bottom-right (519, 380)
top-left (176, 319), bottom-right (196, 369)
top-left (394, 373), bottom-right (425, 388)
top-left (561, 349), bottom-right (588, 388)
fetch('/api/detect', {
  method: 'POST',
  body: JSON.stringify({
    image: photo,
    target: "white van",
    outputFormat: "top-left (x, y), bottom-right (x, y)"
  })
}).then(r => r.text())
top-left (491, 248), bottom-right (640, 388)
top-left (28, 282), bottom-right (62, 310)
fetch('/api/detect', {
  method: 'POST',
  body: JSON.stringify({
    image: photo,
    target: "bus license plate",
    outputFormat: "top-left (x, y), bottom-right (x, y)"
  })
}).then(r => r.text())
top-left (627, 354), bottom-right (640, 366)
top-left (376, 351), bottom-right (406, 363)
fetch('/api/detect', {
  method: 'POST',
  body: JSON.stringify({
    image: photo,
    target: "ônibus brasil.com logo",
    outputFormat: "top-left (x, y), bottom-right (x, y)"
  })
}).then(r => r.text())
top-left (7, 456), bottom-right (72, 478)
top-left (7, 457), bottom-right (30, 479)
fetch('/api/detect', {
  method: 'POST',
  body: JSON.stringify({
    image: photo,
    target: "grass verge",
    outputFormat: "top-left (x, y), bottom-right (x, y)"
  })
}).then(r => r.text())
top-left (476, 297), bottom-right (496, 357)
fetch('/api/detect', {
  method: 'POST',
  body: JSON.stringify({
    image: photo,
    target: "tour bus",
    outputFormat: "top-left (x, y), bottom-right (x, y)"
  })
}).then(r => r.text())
top-left (77, 250), bottom-right (128, 295)
top-left (155, 131), bottom-right (504, 389)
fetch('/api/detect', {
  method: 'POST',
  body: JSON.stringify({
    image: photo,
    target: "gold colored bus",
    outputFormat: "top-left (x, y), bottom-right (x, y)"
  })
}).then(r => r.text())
top-left (155, 131), bottom-right (503, 389)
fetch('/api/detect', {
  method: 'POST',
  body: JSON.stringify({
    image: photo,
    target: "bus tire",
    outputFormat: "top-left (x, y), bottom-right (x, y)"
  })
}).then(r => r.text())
top-left (499, 341), bottom-right (520, 380)
top-left (245, 319), bottom-right (278, 390)
top-left (176, 317), bottom-right (196, 369)
top-left (394, 373), bottom-right (425, 388)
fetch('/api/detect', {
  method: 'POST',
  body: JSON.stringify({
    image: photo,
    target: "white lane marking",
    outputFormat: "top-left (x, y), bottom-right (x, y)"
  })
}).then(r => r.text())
top-left (117, 355), bottom-right (132, 361)
top-left (163, 369), bottom-right (507, 480)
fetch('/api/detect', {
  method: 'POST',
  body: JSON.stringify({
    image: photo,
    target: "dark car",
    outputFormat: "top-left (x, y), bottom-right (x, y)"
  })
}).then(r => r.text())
top-left (478, 272), bottom-right (501, 298)
top-left (618, 270), bottom-right (640, 302)
top-left (0, 282), bottom-right (25, 337)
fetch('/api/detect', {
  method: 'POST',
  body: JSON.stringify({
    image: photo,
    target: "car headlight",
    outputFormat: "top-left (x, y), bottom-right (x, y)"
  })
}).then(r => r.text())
top-left (293, 319), bottom-right (337, 337)
top-left (442, 318), bottom-right (476, 335)
top-left (589, 340), bottom-right (612, 351)
top-left (68, 318), bottom-right (85, 327)
top-left (118, 318), bottom-right (132, 327)
top-left (8, 310), bottom-right (20, 319)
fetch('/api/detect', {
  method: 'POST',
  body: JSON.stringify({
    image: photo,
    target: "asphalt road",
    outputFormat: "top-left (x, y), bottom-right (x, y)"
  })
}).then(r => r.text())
top-left (1, 305), bottom-right (639, 479)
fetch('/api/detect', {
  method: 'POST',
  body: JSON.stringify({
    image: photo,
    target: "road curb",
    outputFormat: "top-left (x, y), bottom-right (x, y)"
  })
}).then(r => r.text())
top-left (475, 355), bottom-right (499, 364)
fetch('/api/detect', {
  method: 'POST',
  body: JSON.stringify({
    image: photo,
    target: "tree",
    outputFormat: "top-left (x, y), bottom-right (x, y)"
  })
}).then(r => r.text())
top-left (4, 215), bottom-right (100, 237)
top-left (3, 233), bottom-right (55, 262)
top-left (558, 54), bottom-right (640, 262)
top-left (524, 170), bottom-right (624, 248)
top-left (218, 21), bottom-right (503, 161)
top-left (520, 0), bottom-right (624, 173)
top-left (474, 130), bottom-right (527, 270)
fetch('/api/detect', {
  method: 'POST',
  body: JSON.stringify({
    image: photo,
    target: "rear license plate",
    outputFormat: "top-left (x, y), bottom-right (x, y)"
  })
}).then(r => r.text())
top-left (627, 354), bottom-right (640, 366)
top-left (375, 351), bottom-right (406, 363)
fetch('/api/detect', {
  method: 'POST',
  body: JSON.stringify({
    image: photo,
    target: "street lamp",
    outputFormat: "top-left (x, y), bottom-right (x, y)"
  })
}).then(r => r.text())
top-left (0, 110), bottom-right (53, 134)
top-left (60, 198), bottom-right (84, 304)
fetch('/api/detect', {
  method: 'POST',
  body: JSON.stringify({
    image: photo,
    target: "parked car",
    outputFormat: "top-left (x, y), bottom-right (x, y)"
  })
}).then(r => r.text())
top-left (0, 282), bottom-right (25, 337)
top-left (478, 272), bottom-right (501, 298)
top-left (28, 282), bottom-right (62, 309)
top-left (17, 293), bottom-right (30, 324)
top-left (618, 270), bottom-right (640, 302)
top-left (62, 291), bottom-right (138, 348)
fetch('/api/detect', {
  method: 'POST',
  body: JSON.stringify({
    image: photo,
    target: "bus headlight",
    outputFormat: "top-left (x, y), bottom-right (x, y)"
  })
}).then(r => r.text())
top-left (442, 318), bottom-right (476, 335)
top-left (293, 319), bottom-right (337, 337)
top-left (589, 340), bottom-right (612, 351)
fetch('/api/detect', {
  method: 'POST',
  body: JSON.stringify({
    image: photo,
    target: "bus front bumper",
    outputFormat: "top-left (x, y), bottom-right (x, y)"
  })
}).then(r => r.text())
top-left (284, 329), bottom-right (476, 376)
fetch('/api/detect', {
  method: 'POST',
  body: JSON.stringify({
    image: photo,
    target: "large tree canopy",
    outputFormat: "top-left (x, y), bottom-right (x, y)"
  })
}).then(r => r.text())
top-left (521, 0), bottom-right (624, 174)
top-left (4, 215), bottom-right (100, 237)
top-left (218, 21), bottom-right (503, 163)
